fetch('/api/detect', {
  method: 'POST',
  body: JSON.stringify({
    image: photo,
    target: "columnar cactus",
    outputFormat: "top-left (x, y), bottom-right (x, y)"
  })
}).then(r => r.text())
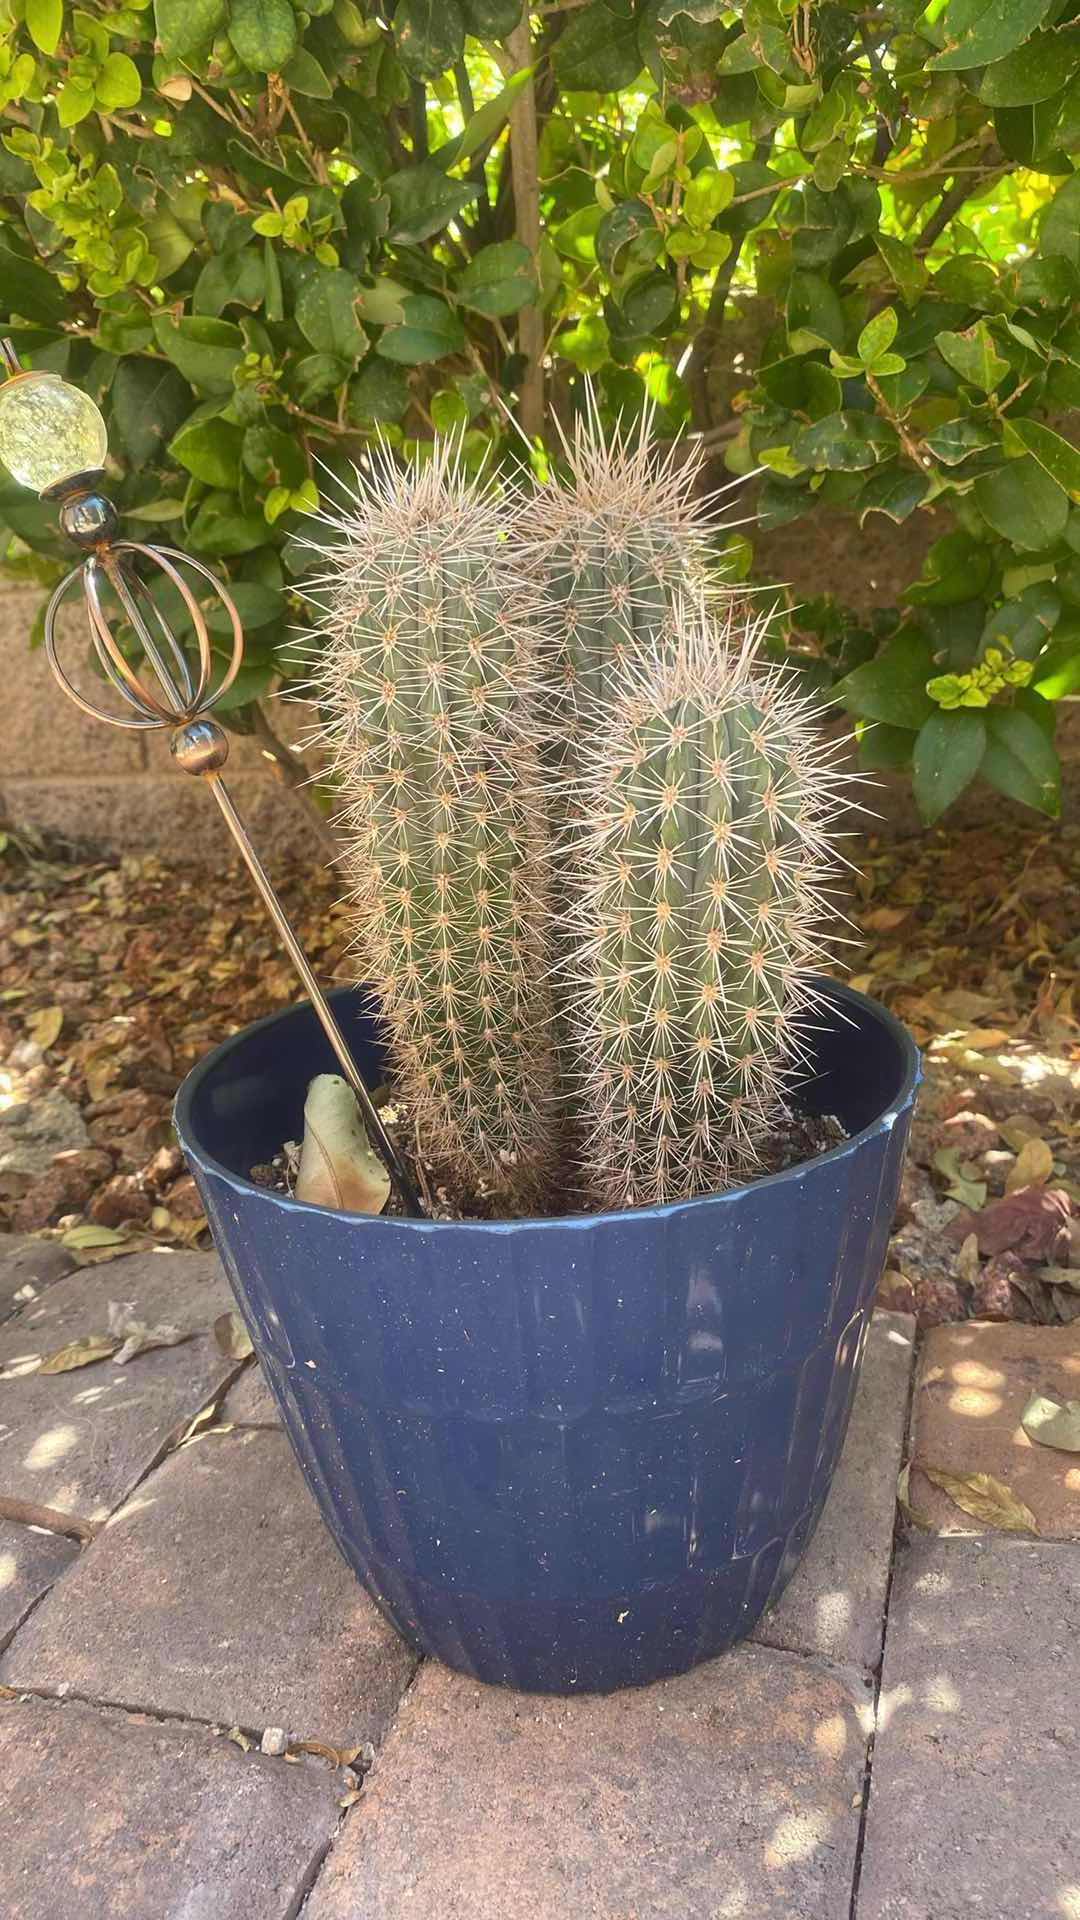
top-left (562, 599), bottom-right (851, 1211)
top-left (516, 402), bottom-right (722, 770)
top-left (306, 443), bottom-right (555, 1207)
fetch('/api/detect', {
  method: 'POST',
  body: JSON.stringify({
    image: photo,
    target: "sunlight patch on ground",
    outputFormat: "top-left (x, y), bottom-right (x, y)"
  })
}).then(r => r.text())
top-left (763, 1809), bottom-right (832, 1871)
top-left (22, 1423), bottom-right (78, 1472)
top-left (923, 1673), bottom-right (961, 1714)
top-left (813, 1712), bottom-right (848, 1761)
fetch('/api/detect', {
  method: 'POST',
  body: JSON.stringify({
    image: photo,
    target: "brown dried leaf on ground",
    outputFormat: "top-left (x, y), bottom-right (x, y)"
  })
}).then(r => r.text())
top-left (214, 1309), bottom-right (253, 1360)
top-left (951, 1187), bottom-right (1072, 1262)
top-left (38, 1332), bottom-right (118, 1373)
top-left (1005, 1137), bottom-right (1054, 1192)
top-left (922, 1467), bottom-right (1040, 1535)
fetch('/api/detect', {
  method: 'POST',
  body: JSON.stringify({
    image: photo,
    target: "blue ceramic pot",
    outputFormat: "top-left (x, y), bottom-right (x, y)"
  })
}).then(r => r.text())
top-left (175, 981), bottom-right (918, 1694)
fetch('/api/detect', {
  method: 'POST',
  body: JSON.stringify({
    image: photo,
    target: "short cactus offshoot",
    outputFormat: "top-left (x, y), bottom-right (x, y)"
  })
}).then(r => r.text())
top-left (560, 601), bottom-right (854, 1212)
top-left (304, 443), bottom-right (555, 1209)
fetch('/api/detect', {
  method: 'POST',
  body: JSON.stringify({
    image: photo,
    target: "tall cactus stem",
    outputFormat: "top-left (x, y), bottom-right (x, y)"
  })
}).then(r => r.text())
top-left (301, 441), bottom-right (556, 1208)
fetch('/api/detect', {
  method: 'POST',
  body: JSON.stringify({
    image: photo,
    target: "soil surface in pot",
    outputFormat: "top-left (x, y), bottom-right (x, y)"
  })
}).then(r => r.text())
top-left (250, 1093), bottom-right (849, 1221)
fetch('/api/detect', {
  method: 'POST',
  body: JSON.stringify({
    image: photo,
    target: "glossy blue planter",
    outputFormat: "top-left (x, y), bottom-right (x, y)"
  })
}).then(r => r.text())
top-left (175, 980), bottom-right (918, 1694)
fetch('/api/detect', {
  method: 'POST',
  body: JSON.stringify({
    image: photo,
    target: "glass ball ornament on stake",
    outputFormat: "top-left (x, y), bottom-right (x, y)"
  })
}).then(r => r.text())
top-left (0, 339), bottom-right (423, 1218)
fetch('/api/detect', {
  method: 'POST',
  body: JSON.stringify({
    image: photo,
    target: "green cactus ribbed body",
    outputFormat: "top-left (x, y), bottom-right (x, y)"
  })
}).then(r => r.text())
top-left (517, 412), bottom-right (718, 774)
top-left (310, 447), bottom-right (554, 1206)
top-left (567, 604), bottom-right (844, 1211)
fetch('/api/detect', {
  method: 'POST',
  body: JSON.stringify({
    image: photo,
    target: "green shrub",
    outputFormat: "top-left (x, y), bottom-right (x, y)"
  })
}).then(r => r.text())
top-left (0, 0), bottom-right (1077, 817)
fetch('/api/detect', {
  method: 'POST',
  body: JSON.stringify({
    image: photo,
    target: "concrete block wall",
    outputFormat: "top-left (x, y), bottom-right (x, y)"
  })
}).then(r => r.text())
top-left (0, 584), bottom-right (325, 863)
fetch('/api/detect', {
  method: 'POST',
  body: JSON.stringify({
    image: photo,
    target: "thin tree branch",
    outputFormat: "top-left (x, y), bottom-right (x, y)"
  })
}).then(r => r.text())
top-left (503, 16), bottom-right (545, 439)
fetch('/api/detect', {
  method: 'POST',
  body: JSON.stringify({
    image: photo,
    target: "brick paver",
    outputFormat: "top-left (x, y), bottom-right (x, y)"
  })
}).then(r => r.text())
top-left (305, 1648), bottom-right (872, 1920)
top-left (753, 1310), bottom-right (915, 1674)
top-left (909, 1321), bottom-right (1080, 1538)
top-left (1, 1425), bottom-right (416, 1746)
top-left (857, 1534), bottom-right (1080, 1920)
top-left (0, 1251), bottom-right (237, 1520)
top-left (0, 1694), bottom-right (340, 1920)
top-left (0, 1518), bottom-right (78, 1648)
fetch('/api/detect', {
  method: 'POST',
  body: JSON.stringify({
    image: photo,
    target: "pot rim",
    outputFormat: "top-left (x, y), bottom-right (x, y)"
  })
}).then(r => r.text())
top-left (174, 977), bottom-right (921, 1235)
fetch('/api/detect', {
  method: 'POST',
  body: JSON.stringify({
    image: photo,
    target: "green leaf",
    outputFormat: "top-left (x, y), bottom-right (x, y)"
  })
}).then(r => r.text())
top-left (858, 465), bottom-right (929, 525)
top-left (393, 0), bottom-right (465, 80)
top-left (597, 199), bottom-right (658, 276)
top-left (169, 413), bottom-right (243, 487)
top-left (974, 455), bottom-right (1069, 550)
top-left (617, 273), bottom-right (677, 336)
top-left (874, 234), bottom-right (929, 309)
top-left (786, 270), bottom-right (845, 352)
top-left (433, 69), bottom-right (530, 171)
top-left (554, 1), bottom-right (642, 90)
top-left (290, 353), bottom-right (348, 405)
top-left (981, 706), bottom-right (1061, 814)
top-left (193, 247), bottom-right (265, 316)
top-left (95, 52), bottom-right (142, 110)
top-left (460, 0), bottom-right (521, 31)
top-left (154, 0), bottom-right (224, 57)
top-left (25, 0), bottom-right (62, 55)
top-left (1032, 633), bottom-right (1080, 700)
top-left (280, 47), bottom-right (334, 96)
top-left (834, 631), bottom-right (936, 730)
top-left (551, 206), bottom-right (604, 263)
top-left (1041, 174), bottom-right (1080, 265)
top-left (375, 294), bottom-right (465, 364)
top-left (349, 358), bottom-right (410, 424)
top-left (385, 162), bottom-right (478, 245)
top-left (204, 581), bottom-right (282, 633)
top-left (151, 314), bottom-right (244, 394)
top-left (110, 359), bottom-right (192, 467)
top-left (241, 423), bottom-right (308, 489)
top-left (682, 167), bottom-right (734, 229)
top-left (934, 322), bottom-right (1009, 392)
top-left (188, 491), bottom-right (271, 557)
top-left (930, 0), bottom-right (1055, 72)
top-left (912, 710), bottom-right (986, 823)
top-left (858, 306), bottom-right (898, 364)
top-left (0, 245), bottom-right (66, 325)
top-left (792, 411), bottom-right (899, 472)
top-left (1003, 419), bottom-right (1080, 502)
top-left (979, 28), bottom-right (1080, 105)
top-left (456, 241), bottom-right (536, 317)
top-left (923, 417), bottom-right (997, 465)
top-left (228, 0), bottom-right (298, 72)
top-left (295, 270), bottom-right (367, 361)
top-left (906, 532), bottom-right (992, 607)
top-left (56, 80), bottom-right (95, 127)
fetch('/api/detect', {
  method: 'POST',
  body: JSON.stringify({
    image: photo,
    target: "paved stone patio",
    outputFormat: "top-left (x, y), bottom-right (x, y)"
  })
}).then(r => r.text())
top-left (1, 1247), bottom-right (1078, 1920)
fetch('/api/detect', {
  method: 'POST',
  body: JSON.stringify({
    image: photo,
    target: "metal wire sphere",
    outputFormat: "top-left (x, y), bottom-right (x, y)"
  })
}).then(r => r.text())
top-left (44, 541), bottom-right (244, 732)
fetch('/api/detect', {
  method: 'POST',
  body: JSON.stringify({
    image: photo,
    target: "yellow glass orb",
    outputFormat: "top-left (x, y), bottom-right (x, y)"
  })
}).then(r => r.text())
top-left (0, 371), bottom-right (109, 493)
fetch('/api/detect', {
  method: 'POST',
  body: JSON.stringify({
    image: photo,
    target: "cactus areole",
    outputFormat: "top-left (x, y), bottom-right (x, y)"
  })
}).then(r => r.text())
top-left (175, 417), bottom-right (919, 1692)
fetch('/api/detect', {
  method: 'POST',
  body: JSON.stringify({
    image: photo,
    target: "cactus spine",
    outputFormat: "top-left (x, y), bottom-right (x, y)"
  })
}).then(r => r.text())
top-left (307, 444), bottom-right (555, 1207)
top-left (563, 600), bottom-right (849, 1212)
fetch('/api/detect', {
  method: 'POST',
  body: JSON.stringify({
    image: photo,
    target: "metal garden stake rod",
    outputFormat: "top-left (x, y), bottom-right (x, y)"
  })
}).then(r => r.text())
top-left (0, 340), bottom-right (425, 1218)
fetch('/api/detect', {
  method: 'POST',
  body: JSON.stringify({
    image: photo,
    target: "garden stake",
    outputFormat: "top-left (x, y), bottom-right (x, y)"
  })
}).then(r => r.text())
top-left (0, 340), bottom-right (424, 1218)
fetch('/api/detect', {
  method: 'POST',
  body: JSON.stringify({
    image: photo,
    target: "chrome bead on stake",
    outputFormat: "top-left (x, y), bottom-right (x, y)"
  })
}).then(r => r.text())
top-left (0, 340), bottom-right (424, 1218)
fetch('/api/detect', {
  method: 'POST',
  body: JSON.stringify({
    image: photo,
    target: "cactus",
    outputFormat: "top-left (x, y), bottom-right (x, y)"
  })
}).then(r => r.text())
top-left (310, 426), bottom-right (853, 1219)
top-left (305, 443), bottom-right (556, 1208)
top-left (561, 598), bottom-right (852, 1212)
top-left (515, 400), bottom-right (725, 775)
